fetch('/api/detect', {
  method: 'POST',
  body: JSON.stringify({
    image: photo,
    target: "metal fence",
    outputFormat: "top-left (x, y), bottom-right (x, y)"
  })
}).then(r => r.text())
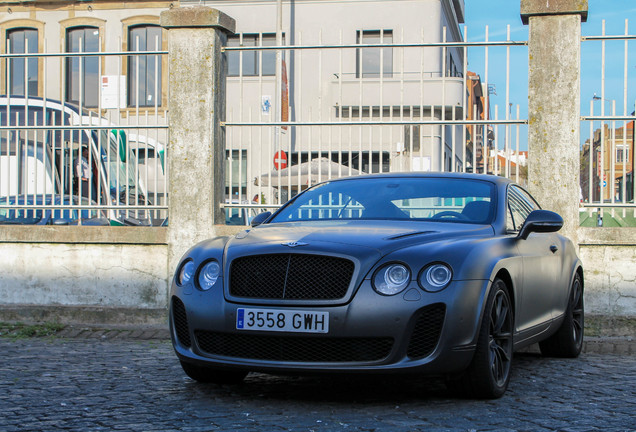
top-left (0, 40), bottom-right (168, 226)
top-left (222, 26), bottom-right (529, 216)
top-left (580, 20), bottom-right (636, 227)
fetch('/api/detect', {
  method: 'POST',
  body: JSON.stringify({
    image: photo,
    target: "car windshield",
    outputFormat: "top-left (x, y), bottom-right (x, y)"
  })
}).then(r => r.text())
top-left (271, 177), bottom-right (496, 224)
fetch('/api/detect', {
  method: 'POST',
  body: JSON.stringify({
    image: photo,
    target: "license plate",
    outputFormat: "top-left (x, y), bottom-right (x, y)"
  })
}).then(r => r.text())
top-left (236, 308), bottom-right (329, 333)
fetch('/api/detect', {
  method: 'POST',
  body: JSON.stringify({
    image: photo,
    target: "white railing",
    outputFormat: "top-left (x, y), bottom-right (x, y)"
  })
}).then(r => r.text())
top-left (0, 42), bottom-right (169, 226)
top-left (222, 26), bottom-right (529, 214)
top-left (580, 19), bottom-right (636, 226)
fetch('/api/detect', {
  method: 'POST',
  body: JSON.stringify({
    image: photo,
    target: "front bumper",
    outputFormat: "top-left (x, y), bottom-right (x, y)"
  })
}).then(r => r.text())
top-left (170, 277), bottom-right (490, 376)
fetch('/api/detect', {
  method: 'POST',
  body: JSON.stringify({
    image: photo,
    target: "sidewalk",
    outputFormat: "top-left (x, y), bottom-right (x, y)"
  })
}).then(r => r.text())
top-left (2, 322), bottom-right (632, 356)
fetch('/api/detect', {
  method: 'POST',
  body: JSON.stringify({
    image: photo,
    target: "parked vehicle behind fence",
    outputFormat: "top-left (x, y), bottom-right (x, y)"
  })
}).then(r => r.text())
top-left (0, 96), bottom-right (150, 226)
top-left (0, 194), bottom-right (109, 226)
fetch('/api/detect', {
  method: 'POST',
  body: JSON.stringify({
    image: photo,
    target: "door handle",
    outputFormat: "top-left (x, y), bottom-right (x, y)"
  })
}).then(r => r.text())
top-left (550, 245), bottom-right (558, 253)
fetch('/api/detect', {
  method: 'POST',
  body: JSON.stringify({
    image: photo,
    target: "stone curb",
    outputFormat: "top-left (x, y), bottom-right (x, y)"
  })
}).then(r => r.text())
top-left (3, 324), bottom-right (633, 356)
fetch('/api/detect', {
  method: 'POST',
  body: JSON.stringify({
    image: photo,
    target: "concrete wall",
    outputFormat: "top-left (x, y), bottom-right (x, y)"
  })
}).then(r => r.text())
top-left (0, 226), bottom-right (169, 325)
top-left (579, 228), bottom-right (636, 317)
top-left (1, 225), bottom-right (634, 325)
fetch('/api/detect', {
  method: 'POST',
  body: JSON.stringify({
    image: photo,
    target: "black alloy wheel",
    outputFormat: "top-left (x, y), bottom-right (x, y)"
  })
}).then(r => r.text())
top-left (539, 273), bottom-right (584, 358)
top-left (448, 278), bottom-right (514, 399)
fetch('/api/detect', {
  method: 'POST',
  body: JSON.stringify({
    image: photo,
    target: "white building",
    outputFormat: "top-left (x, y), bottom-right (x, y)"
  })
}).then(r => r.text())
top-left (186, 0), bottom-right (467, 203)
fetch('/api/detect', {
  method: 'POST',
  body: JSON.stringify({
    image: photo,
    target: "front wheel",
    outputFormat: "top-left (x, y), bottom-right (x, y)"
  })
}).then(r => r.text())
top-left (539, 273), bottom-right (584, 358)
top-left (180, 360), bottom-right (248, 384)
top-left (448, 278), bottom-right (514, 399)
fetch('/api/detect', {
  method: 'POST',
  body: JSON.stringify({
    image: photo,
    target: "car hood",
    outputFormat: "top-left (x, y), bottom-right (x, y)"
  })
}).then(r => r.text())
top-left (226, 220), bottom-right (494, 258)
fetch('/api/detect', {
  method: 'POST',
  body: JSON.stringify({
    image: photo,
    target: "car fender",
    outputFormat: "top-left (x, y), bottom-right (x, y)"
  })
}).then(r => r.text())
top-left (378, 235), bottom-right (522, 348)
top-left (172, 236), bottom-right (231, 282)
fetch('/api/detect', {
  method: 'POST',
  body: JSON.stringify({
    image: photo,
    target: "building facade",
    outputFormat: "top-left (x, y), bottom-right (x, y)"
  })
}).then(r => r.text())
top-left (185, 0), bottom-right (468, 203)
top-left (581, 122), bottom-right (634, 203)
top-left (2, 0), bottom-right (472, 205)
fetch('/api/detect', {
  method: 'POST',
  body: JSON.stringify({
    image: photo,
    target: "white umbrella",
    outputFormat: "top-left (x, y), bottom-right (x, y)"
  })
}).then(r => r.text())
top-left (255, 157), bottom-right (362, 188)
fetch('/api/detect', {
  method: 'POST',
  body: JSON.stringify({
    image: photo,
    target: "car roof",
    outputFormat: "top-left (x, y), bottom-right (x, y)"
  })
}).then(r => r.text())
top-left (324, 171), bottom-right (514, 186)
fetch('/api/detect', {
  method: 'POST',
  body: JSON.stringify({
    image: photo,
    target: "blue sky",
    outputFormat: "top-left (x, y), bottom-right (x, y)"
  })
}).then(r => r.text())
top-left (463, 0), bottom-right (636, 149)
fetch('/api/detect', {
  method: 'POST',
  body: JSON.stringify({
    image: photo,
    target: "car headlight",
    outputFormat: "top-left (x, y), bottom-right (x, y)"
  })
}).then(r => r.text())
top-left (373, 263), bottom-right (411, 295)
top-left (197, 260), bottom-right (221, 291)
top-left (419, 263), bottom-right (452, 292)
top-left (177, 260), bottom-right (195, 286)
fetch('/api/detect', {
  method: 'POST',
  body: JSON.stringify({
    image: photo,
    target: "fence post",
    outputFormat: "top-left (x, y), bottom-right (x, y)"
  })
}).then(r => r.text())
top-left (521, 0), bottom-right (588, 244)
top-left (160, 7), bottom-right (236, 277)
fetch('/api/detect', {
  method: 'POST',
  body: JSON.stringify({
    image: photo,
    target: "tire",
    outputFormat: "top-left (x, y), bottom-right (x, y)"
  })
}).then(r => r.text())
top-left (180, 360), bottom-right (248, 384)
top-left (539, 273), bottom-right (584, 358)
top-left (448, 278), bottom-right (514, 399)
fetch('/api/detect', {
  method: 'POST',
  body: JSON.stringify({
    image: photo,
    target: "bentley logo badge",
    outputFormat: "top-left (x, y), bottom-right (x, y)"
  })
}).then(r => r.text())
top-left (282, 241), bottom-right (308, 248)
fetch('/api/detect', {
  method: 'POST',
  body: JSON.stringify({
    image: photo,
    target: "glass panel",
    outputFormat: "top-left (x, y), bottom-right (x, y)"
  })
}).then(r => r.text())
top-left (357, 30), bottom-right (393, 78)
top-left (7, 29), bottom-right (38, 97)
top-left (262, 34), bottom-right (284, 76)
top-left (226, 33), bottom-right (283, 77)
top-left (65, 27), bottom-right (99, 108)
top-left (128, 25), bottom-right (162, 107)
top-left (273, 178), bottom-right (495, 223)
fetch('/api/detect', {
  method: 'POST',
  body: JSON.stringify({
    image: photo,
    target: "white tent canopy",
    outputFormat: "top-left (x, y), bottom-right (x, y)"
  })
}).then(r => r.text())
top-left (255, 158), bottom-right (362, 188)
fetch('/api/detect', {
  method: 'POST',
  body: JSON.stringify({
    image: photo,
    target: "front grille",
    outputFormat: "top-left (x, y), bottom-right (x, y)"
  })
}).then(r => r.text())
top-left (195, 331), bottom-right (393, 363)
top-left (171, 296), bottom-right (191, 348)
top-left (230, 254), bottom-right (355, 300)
top-left (406, 303), bottom-right (446, 359)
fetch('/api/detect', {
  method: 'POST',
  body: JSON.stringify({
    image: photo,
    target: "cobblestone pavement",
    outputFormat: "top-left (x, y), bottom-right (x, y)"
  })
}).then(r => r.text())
top-left (1, 337), bottom-right (634, 432)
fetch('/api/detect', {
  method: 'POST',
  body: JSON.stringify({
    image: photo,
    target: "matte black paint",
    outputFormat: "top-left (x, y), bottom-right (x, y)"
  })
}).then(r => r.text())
top-left (170, 173), bottom-right (583, 376)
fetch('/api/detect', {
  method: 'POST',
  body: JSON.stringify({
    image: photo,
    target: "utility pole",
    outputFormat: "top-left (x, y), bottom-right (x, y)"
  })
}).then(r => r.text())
top-left (275, 0), bottom-right (283, 153)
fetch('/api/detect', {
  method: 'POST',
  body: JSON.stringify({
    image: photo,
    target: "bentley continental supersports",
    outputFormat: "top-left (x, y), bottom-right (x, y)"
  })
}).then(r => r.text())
top-left (169, 173), bottom-right (584, 398)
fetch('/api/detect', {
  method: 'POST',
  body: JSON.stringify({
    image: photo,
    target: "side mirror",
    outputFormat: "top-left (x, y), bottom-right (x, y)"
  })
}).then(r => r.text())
top-left (518, 210), bottom-right (563, 240)
top-left (251, 211), bottom-right (272, 227)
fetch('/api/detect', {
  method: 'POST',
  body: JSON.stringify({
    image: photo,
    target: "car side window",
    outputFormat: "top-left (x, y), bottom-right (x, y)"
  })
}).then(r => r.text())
top-left (507, 185), bottom-right (539, 231)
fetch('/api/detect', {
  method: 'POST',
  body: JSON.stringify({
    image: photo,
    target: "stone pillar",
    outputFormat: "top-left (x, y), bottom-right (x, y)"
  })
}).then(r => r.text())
top-left (521, 0), bottom-right (588, 244)
top-left (161, 7), bottom-right (235, 276)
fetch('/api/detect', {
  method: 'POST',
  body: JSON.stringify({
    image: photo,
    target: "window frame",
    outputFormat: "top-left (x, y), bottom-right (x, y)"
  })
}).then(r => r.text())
top-left (126, 24), bottom-right (163, 108)
top-left (226, 33), bottom-right (283, 78)
top-left (356, 29), bottom-right (393, 79)
top-left (507, 184), bottom-right (541, 232)
top-left (59, 17), bottom-right (105, 110)
top-left (64, 25), bottom-right (101, 108)
top-left (0, 19), bottom-right (44, 97)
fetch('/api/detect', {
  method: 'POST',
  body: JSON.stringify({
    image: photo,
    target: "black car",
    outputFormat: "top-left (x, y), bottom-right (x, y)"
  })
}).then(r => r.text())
top-left (170, 173), bottom-right (584, 398)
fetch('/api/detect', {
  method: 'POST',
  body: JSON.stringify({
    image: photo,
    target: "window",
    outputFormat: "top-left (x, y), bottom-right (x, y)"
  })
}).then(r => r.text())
top-left (225, 149), bottom-right (248, 196)
top-left (66, 27), bottom-right (99, 108)
top-left (128, 25), bottom-right (162, 107)
top-left (226, 33), bottom-right (282, 77)
top-left (356, 30), bottom-right (393, 78)
top-left (507, 185), bottom-right (540, 231)
top-left (6, 28), bottom-right (38, 96)
top-left (616, 145), bottom-right (629, 163)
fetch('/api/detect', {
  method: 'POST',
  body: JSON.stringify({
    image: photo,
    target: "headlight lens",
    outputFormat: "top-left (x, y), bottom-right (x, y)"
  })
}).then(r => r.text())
top-left (419, 263), bottom-right (452, 292)
top-left (373, 263), bottom-right (411, 295)
top-left (178, 260), bottom-right (195, 285)
top-left (198, 260), bottom-right (221, 291)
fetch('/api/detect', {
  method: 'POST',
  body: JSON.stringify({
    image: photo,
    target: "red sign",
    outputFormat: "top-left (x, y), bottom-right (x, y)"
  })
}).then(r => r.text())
top-left (274, 151), bottom-right (288, 170)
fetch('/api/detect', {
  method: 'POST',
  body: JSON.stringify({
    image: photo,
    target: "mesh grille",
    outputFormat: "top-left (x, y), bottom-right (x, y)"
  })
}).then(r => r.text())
top-left (195, 331), bottom-right (393, 363)
top-left (171, 296), bottom-right (191, 348)
top-left (230, 254), bottom-right (355, 300)
top-left (406, 303), bottom-right (446, 359)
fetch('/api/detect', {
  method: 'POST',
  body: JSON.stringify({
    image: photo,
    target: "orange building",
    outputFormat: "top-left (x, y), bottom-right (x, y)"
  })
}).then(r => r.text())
top-left (581, 121), bottom-right (634, 202)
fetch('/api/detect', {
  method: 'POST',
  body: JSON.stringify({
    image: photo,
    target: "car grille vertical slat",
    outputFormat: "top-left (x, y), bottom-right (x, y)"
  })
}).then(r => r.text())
top-left (230, 254), bottom-right (355, 300)
top-left (406, 303), bottom-right (446, 359)
top-left (171, 296), bottom-right (191, 348)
